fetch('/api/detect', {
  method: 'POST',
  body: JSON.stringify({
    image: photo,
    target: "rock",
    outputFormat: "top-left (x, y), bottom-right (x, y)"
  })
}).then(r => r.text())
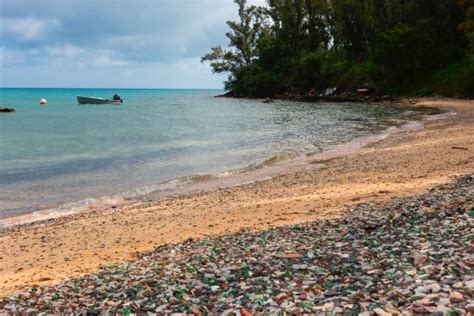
top-left (334, 307), bottom-right (344, 314)
top-left (322, 302), bottom-right (334, 310)
top-left (275, 293), bottom-right (287, 300)
top-left (406, 269), bottom-right (417, 276)
top-left (421, 306), bottom-right (437, 313)
top-left (215, 90), bottom-right (235, 98)
top-left (425, 293), bottom-right (439, 300)
top-left (465, 280), bottom-right (474, 289)
top-left (275, 253), bottom-right (302, 259)
top-left (373, 307), bottom-right (392, 316)
top-left (428, 283), bottom-right (441, 293)
top-left (466, 303), bottom-right (474, 314)
top-left (264, 299), bottom-right (277, 307)
top-left (436, 305), bottom-right (450, 314)
top-left (417, 297), bottom-right (432, 305)
top-left (414, 286), bottom-right (428, 294)
top-left (0, 106), bottom-right (15, 113)
top-left (384, 307), bottom-right (401, 315)
top-left (413, 254), bottom-right (428, 266)
top-left (411, 305), bottom-right (428, 314)
top-left (190, 306), bottom-right (202, 316)
top-left (449, 291), bottom-right (464, 302)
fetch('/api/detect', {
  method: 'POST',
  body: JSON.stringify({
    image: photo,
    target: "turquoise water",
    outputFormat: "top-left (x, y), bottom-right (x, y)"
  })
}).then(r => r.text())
top-left (0, 88), bottom-right (418, 218)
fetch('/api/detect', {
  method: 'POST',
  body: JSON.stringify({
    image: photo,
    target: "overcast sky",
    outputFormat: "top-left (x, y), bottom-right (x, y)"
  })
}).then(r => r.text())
top-left (0, 0), bottom-right (265, 88)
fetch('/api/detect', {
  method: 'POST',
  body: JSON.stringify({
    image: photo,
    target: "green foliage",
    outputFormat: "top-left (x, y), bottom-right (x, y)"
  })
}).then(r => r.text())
top-left (204, 0), bottom-right (474, 97)
top-left (201, 46), bottom-right (238, 73)
top-left (375, 25), bottom-right (426, 77)
top-left (339, 62), bottom-right (385, 89)
top-left (230, 65), bottom-right (283, 97)
top-left (201, 0), bottom-right (263, 74)
top-left (292, 52), bottom-right (325, 88)
top-left (431, 59), bottom-right (474, 97)
top-left (468, 32), bottom-right (474, 60)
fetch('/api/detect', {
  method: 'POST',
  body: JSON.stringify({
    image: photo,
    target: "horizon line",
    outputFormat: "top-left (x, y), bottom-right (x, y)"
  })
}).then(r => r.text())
top-left (0, 87), bottom-right (224, 90)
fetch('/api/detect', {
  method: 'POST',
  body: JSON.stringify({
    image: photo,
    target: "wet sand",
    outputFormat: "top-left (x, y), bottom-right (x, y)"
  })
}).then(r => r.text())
top-left (0, 98), bottom-right (473, 297)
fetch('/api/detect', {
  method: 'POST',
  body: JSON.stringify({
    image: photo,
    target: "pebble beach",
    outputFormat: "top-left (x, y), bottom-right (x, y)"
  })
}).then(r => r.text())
top-left (1, 174), bottom-right (472, 314)
top-left (0, 98), bottom-right (473, 314)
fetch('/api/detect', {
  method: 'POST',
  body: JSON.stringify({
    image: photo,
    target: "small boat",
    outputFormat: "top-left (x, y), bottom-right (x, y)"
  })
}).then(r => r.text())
top-left (77, 96), bottom-right (123, 104)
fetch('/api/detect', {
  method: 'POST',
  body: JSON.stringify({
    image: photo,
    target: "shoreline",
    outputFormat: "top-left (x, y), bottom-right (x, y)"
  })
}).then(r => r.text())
top-left (0, 102), bottom-right (448, 228)
top-left (0, 98), bottom-right (473, 297)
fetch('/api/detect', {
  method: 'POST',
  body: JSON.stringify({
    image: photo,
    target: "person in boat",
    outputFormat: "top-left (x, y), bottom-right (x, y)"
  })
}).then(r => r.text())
top-left (113, 94), bottom-right (122, 102)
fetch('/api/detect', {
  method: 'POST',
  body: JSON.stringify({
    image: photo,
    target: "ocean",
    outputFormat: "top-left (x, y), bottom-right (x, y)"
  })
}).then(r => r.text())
top-left (0, 88), bottom-right (426, 222)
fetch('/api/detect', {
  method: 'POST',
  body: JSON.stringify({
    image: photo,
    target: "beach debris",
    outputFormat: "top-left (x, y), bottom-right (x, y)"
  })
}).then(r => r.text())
top-left (357, 84), bottom-right (375, 97)
top-left (324, 87), bottom-right (337, 96)
top-left (0, 174), bottom-right (472, 314)
top-left (357, 88), bottom-right (371, 96)
top-left (39, 98), bottom-right (47, 105)
top-left (452, 146), bottom-right (469, 151)
top-left (0, 106), bottom-right (15, 112)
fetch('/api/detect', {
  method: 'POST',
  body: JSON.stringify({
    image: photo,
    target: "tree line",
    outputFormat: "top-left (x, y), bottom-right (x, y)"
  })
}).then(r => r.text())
top-left (202, 0), bottom-right (474, 98)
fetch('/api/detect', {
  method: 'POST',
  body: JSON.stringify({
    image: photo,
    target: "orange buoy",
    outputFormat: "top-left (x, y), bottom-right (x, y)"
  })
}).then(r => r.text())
top-left (40, 98), bottom-right (47, 105)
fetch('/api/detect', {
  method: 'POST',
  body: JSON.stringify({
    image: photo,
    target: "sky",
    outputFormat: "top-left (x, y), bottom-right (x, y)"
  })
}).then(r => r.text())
top-left (0, 0), bottom-right (266, 88)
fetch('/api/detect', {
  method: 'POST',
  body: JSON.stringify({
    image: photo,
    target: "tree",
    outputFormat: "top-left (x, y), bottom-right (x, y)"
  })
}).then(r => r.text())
top-left (201, 0), bottom-right (263, 74)
top-left (330, 0), bottom-right (374, 60)
top-left (203, 0), bottom-right (474, 97)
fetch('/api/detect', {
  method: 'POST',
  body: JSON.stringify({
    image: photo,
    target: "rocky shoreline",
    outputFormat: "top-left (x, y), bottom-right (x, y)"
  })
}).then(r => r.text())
top-left (1, 174), bottom-right (472, 314)
top-left (217, 88), bottom-right (474, 105)
top-left (216, 87), bottom-right (398, 103)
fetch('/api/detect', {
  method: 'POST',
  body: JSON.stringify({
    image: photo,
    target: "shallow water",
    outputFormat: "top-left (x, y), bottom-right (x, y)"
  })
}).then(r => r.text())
top-left (0, 88), bottom-right (425, 219)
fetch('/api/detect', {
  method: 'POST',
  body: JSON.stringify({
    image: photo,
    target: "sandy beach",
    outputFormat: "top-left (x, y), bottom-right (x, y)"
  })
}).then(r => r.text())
top-left (0, 98), bottom-right (473, 298)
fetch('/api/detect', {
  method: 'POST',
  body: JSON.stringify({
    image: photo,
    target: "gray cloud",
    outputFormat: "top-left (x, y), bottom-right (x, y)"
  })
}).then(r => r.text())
top-left (0, 0), bottom-right (266, 87)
